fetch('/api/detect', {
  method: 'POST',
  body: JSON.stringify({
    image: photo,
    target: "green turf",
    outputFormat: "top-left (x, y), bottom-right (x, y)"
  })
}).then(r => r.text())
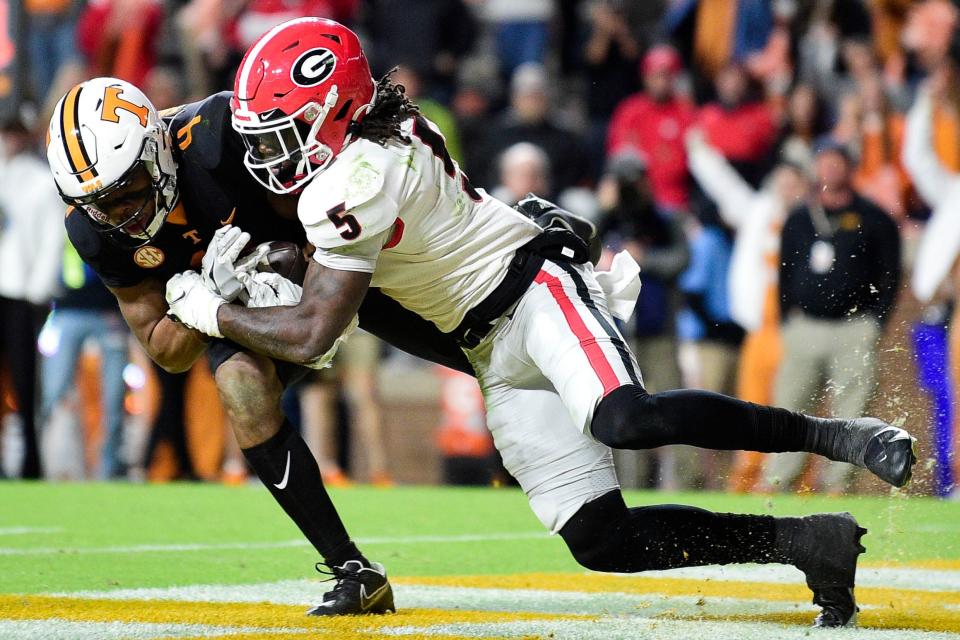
top-left (0, 482), bottom-right (957, 594)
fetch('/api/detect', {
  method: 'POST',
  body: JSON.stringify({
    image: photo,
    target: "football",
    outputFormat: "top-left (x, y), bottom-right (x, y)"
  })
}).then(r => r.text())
top-left (253, 241), bottom-right (308, 285)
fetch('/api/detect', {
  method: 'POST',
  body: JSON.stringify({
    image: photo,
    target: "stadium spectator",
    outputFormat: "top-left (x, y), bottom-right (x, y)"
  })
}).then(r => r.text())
top-left (24, 0), bottom-right (82, 103)
top-left (40, 244), bottom-right (129, 479)
top-left (490, 142), bottom-right (550, 207)
top-left (664, 0), bottom-right (774, 100)
top-left (450, 57), bottom-right (502, 180)
top-left (231, 0), bottom-right (358, 53)
top-left (774, 83), bottom-right (830, 172)
top-left (144, 66), bottom-right (186, 112)
top-left (903, 78), bottom-right (960, 496)
top-left (686, 128), bottom-right (809, 491)
top-left (0, 110), bottom-right (65, 479)
top-left (762, 142), bottom-right (901, 493)
top-left (675, 201), bottom-right (744, 490)
top-left (76, 0), bottom-right (163, 87)
top-left (393, 65), bottom-right (463, 164)
top-left (606, 45), bottom-right (695, 212)
top-left (362, 0), bottom-right (477, 102)
top-left (476, 63), bottom-right (591, 195)
top-left (582, 0), bottom-right (641, 176)
top-left (851, 78), bottom-right (909, 219)
top-left (697, 62), bottom-right (777, 188)
top-left (479, 0), bottom-right (554, 80)
top-left (299, 333), bottom-right (392, 486)
top-left (596, 150), bottom-right (688, 488)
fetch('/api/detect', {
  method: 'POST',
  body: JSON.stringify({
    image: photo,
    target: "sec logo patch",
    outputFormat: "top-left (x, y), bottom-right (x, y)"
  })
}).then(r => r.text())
top-left (133, 246), bottom-right (165, 269)
top-left (291, 48), bottom-right (337, 87)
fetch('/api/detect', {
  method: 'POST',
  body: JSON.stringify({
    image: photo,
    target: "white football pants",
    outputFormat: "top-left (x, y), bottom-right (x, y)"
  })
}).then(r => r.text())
top-left (465, 260), bottom-right (643, 533)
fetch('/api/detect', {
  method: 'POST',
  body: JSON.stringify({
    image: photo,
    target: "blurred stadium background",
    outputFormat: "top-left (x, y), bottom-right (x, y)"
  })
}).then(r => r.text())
top-left (2, 0), bottom-right (960, 637)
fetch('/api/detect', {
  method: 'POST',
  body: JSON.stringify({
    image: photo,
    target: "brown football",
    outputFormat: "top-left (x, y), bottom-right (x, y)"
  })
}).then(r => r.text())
top-left (254, 241), bottom-right (307, 285)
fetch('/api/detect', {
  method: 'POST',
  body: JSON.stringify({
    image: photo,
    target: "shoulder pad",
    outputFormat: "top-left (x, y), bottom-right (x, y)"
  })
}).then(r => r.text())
top-left (168, 92), bottom-right (234, 170)
top-left (299, 150), bottom-right (386, 227)
top-left (298, 149), bottom-right (398, 250)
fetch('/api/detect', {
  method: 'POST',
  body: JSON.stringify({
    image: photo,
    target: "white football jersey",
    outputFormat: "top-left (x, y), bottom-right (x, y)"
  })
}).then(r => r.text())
top-left (298, 115), bottom-right (541, 332)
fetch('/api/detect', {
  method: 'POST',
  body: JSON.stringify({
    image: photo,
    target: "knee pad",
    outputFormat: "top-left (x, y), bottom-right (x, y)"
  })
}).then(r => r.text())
top-left (559, 490), bottom-right (630, 572)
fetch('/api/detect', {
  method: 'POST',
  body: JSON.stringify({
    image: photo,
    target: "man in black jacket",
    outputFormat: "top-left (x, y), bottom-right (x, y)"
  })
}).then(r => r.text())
top-left (764, 141), bottom-right (902, 493)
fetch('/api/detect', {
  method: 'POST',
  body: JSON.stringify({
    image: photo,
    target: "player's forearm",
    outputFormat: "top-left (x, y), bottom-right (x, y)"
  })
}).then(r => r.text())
top-left (216, 302), bottom-right (342, 366)
top-left (141, 316), bottom-right (209, 373)
top-left (216, 262), bottom-right (370, 366)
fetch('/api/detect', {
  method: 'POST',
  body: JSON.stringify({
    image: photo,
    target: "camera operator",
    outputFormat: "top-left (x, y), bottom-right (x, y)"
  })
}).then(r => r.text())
top-left (596, 151), bottom-right (689, 488)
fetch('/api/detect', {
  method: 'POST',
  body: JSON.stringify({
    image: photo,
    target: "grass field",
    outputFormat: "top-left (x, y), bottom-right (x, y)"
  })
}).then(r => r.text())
top-left (1, 482), bottom-right (959, 639)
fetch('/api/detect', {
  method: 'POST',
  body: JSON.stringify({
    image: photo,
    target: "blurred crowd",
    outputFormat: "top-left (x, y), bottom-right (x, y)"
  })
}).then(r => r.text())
top-left (2, 0), bottom-right (960, 497)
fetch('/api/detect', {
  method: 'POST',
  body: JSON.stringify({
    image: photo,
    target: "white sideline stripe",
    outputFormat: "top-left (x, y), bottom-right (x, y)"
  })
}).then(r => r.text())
top-left (0, 527), bottom-right (62, 536)
top-left (381, 618), bottom-right (960, 640)
top-left (629, 564), bottom-right (960, 593)
top-left (0, 531), bottom-right (546, 556)
top-left (0, 619), bottom-right (297, 640)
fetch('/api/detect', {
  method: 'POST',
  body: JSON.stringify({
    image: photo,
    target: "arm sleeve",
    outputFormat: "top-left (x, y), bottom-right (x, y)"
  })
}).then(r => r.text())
top-left (686, 133), bottom-right (756, 228)
top-left (902, 88), bottom-right (954, 208)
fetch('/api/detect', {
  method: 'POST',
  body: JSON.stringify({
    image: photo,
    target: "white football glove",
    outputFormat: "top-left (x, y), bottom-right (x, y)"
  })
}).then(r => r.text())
top-left (236, 270), bottom-right (303, 308)
top-left (201, 225), bottom-right (251, 302)
top-left (166, 270), bottom-right (227, 338)
top-left (304, 316), bottom-right (359, 370)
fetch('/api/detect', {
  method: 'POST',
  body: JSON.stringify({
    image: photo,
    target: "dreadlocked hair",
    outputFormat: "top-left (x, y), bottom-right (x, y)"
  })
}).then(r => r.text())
top-left (351, 68), bottom-right (420, 146)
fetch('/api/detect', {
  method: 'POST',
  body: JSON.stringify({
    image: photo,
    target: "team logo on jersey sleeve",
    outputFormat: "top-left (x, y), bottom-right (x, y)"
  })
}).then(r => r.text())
top-left (133, 246), bottom-right (165, 268)
top-left (291, 48), bottom-right (337, 87)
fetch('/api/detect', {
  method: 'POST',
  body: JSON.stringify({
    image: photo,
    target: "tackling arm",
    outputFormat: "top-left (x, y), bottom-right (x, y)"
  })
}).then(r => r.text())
top-left (216, 259), bottom-right (371, 366)
top-left (111, 279), bottom-right (209, 373)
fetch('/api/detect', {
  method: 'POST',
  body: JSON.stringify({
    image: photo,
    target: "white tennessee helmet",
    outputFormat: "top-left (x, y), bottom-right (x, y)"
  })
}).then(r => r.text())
top-left (47, 77), bottom-right (178, 246)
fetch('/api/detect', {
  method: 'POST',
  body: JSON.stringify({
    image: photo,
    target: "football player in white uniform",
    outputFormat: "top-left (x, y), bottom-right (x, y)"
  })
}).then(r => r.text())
top-left (165, 18), bottom-right (918, 627)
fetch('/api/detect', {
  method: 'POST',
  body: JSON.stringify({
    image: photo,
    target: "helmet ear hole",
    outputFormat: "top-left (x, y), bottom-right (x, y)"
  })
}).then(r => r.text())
top-left (332, 99), bottom-right (353, 122)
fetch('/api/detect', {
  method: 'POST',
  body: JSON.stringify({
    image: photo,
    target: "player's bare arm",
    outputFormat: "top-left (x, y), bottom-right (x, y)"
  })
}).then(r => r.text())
top-left (216, 260), bottom-right (371, 366)
top-left (112, 278), bottom-right (208, 373)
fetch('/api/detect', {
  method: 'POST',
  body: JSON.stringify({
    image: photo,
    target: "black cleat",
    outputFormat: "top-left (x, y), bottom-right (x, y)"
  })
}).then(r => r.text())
top-left (857, 419), bottom-right (917, 488)
top-left (307, 560), bottom-right (396, 616)
top-left (788, 512), bottom-right (867, 627)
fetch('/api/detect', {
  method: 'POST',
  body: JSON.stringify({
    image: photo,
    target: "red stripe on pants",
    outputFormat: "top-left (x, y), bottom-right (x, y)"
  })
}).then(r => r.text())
top-left (534, 270), bottom-right (621, 395)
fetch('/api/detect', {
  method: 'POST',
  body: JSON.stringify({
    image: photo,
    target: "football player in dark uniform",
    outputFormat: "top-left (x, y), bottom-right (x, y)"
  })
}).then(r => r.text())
top-left (47, 77), bottom-right (470, 616)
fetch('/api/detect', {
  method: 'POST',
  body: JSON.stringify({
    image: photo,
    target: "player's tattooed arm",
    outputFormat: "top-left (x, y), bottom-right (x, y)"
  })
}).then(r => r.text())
top-left (111, 279), bottom-right (209, 373)
top-left (216, 259), bottom-right (371, 366)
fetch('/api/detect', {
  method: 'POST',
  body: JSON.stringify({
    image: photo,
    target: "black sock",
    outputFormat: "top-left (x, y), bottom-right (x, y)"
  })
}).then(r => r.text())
top-left (560, 491), bottom-right (789, 573)
top-left (591, 385), bottom-right (855, 459)
top-left (241, 420), bottom-right (366, 567)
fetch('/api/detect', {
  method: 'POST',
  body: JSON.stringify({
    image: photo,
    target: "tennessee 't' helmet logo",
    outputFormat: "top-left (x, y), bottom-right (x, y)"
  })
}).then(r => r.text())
top-left (290, 48), bottom-right (337, 87)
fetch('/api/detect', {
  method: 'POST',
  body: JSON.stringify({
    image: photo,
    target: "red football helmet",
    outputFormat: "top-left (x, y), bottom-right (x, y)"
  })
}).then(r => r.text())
top-left (231, 17), bottom-right (375, 194)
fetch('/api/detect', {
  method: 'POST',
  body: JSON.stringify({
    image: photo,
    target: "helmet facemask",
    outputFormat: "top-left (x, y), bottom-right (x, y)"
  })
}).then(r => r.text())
top-left (234, 85), bottom-right (341, 194)
top-left (62, 131), bottom-right (179, 248)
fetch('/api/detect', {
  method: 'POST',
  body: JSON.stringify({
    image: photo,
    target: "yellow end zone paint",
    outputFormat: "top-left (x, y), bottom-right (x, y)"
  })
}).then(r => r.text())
top-left (3, 569), bottom-right (960, 639)
top-left (396, 572), bottom-right (960, 633)
top-left (0, 594), bottom-right (586, 640)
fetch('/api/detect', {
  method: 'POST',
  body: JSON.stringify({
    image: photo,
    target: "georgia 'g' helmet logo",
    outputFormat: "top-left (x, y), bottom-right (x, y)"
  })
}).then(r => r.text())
top-left (291, 48), bottom-right (337, 87)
